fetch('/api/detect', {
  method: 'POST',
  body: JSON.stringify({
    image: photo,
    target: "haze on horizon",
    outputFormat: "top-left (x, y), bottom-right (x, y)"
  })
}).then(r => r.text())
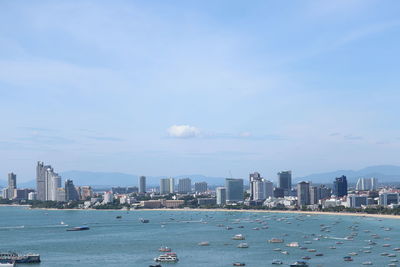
top-left (1, 0), bottom-right (400, 182)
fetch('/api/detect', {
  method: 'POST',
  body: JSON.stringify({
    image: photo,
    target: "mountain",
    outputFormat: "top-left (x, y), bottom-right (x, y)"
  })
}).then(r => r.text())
top-left (296, 165), bottom-right (400, 184)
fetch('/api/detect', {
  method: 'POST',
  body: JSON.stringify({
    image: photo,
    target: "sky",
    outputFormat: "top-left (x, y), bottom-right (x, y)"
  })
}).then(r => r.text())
top-left (1, 0), bottom-right (400, 182)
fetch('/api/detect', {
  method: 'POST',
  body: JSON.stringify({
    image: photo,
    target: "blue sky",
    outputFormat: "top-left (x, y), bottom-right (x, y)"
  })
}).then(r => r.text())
top-left (1, 0), bottom-right (400, 182)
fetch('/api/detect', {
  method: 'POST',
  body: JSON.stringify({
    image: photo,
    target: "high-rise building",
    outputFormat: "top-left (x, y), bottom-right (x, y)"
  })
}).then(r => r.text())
top-left (79, 186), bottom-right (93, 200)
top-left (355, 178), bottom-right (378, 191)
top-left (178, 178), bottom-right (192, 194)
top-left (65, 179), bottom-right (79, 201)
top-left (253, 179), bottom-right (265, 201)
top-left (225, 178), bottom-right (244, 203)
top-left (249, 172), bottom-right (262, 200)
top-left (36, 161), bottom-right (50, 201)
top-left (160, 178), bottom-right (174, 195)
top-left (347, 194), bottom-right (368, 208)
top-left (14, 189), bottom-right (34, 200)
top-left (379, 192), bottom-right (399, 207)
top-left (297, 181), bottom-right (310, 206)
top-left (194, 182), bottom-right (208, 193)
top-left (28, 192), bottom-right (37, 200)
top-left (333, 175), bottom-right (348, 197)
top-left (278, 171), bottom-right (292, 196)
top-left (103, 191), bottom-right (113, 204)
top-left (318, 185), bottom-right (332, 200)
top-left (264, 180), bottom-right (274, 199)
top-left (216, 187), bottom-right (227, 205)
top-left (6, 172), bottom-right (17, 199)
top-left (139, 176), bottom-right (146, 193)
top-left (309, 186), bottom-right (318, 204)
top-left (48, 171), bottom-right (61, 201)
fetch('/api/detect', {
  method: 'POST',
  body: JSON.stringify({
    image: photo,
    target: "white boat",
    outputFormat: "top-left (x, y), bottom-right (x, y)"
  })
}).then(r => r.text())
top-left (232, 234), bottom-right (245, 240)
top-left (269, 238), bottom-right (284, 243)
top-left (0, 263), bottom-right (15, 267)
top-left (237, 243), bottom-right (249, 248)
top-left (198, 241), bottom-right (210, 246)
top-left (286, 242), bottom-right (299, 247)
top-left (362, 261), bottom-right (373, 265)
top-left (154, 253), bottom-right (178, 262)
top-left (272, 259), bottom-right (283, 265)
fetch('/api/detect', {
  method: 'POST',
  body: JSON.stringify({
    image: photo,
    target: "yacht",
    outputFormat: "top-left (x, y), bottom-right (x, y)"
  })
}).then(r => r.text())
top-left (0, 252), bottom-right (40, 263)
top-left (237, 243), bottom-right (249, 248)
top-left (154, 253), bottom-right (178, 262)
top-left (232, 234), bottom-right (245, 240)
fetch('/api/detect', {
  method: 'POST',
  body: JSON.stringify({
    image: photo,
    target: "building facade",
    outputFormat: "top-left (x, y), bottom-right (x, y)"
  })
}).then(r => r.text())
top-left (216, 187), bottom-right (227, 205)
top-left (225, 178), bottom-right (244, 203)
top-left (139, 176), bottom-right (146, 193)
top-left (194, 182), bottom-right (208, 193)
top-left (178, 178), bottom-right (192, 194)
top-left (278, 171), bottom-right (292, 196)
top-left (297, 181), bottom-right (310, 206)
top-left (333, 175), bottom-right (348, 197)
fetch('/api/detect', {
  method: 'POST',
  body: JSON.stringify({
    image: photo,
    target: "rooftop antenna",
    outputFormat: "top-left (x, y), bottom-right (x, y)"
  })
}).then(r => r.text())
top-left (229, 170), bottom-right (233, 179)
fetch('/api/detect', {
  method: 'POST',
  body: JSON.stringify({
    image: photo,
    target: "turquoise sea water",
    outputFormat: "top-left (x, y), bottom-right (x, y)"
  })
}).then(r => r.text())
top-left (0, 206), bottom-right (399, 266)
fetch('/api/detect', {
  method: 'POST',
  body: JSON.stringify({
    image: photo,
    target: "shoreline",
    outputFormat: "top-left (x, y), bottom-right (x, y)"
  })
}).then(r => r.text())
top-left (2, 204), bottom-right (399, 220)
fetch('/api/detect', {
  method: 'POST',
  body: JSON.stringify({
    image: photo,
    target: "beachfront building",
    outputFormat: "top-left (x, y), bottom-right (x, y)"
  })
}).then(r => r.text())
top-left (216, 187), bottom-right (227, 205)
top-left (225, 178), bottom-right (244, 203)
top-left (178, 178), bottom-right (192, 194)
top-left (297, 181), bottom-right (310, 206)
top-left (356, 177), bottom-right (378, 191)
top-left (333, 175), bottom-right (348, 197)
top-left (277, 171), bottom-right (292, 196)
top-left (194, 182), bottom-right (208, 193)
top-left (139, 176), bottom-right (146, 193)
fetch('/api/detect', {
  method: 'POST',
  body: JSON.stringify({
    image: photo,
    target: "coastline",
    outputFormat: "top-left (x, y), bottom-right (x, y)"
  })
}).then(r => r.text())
top-left (2, 204), bottom-right (399, 219)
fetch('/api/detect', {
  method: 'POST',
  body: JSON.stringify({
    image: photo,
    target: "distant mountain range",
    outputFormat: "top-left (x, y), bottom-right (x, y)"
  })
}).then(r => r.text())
top-left (296, 165), bottom-right (400, 184)
top-left (1, 165), bottom-right (400, 189)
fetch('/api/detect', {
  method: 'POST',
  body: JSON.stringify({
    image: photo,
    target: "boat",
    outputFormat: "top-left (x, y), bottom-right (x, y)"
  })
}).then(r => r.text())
top-left (301, 256), bottom-right (311, 260)
top-left (362, 262), bottom-right (373, 265)
top-left (290, 261), bottom-right (308, 267)
top-left (307, 249), bottom-right (316, 252)
top-left (66, 226), bottom-right (90, 231)
top-left (0, 252), bottom-right (41, 263)
top-left (232, 234), bottom-right (245, 240)
top-left (0, 262), bottom-right (15, 267)
top-left (349, 252), bottom-right (358, 256)
top-left (149, 265), bottom-right (162, 267)
top-left (198, 241), bottom-right (209, 246)
top-left (233, 263), bottom-right (245, 266)
top-left (159, 247), bottom-right (171, 252)
top-left (315, 253), bottom-right (323, 256)
top-left (237, 243), bottom-right (249, 248)
top-left (272, 259), bottom-right (283, 265)
top-left (269, 238), bottom-right (284, 243)
top-left (286, 242), bottom-right (299, 247)
top-left (281, 251), bottom-right (289, 255)
top-left (140, 218), bottom-right (150, 223)
top-left (343, 256), bottom-right (353, 262)
top-left (154, 253), bottom-right (178, 262)
top-left (116, 216), bottom-right (122, 219)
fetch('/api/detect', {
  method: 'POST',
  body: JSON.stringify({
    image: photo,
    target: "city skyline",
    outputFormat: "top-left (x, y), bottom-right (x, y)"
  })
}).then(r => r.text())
top-left (1, 1), bottom-right (400, 181)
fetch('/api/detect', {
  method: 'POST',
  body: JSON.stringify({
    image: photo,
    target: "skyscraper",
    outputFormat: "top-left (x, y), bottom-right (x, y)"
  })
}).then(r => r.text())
top-left (333, 175), bottom-right (348, 197)
top-left (297, 181), bottom-right (310, 206)
top-left (355, 177), bottom-right (377, 191)
top-left (178, 178), bottom-right (192, 194)
top-left (7, 172), bottom-right (16, 199)
top-left (263, 180), bottom-right (274, 199)
top-left (36, 161), bottom-right (50, 201)
top-left (225, 178), bottom-right (244, 203)
top-left (278, 171), bottom-right (292, 196)
top-left (194, 182), bottom-right (208, 193)
top-left (65, 179), bottom-right (79, 201)
top-left (216, 187), bottom-right (227, 205)
top-left (160, 178), bottom-right (174, 194)
top-left (309, 186), bottom-right (318, 205)
top-left (249, 172), bottom-right (262, 200)
top-left (139, 176), bottom-right (146, 193)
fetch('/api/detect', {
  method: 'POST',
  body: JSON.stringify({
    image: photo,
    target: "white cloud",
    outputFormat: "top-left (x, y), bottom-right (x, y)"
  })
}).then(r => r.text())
top-left (167, 125), bottom-right (201, 138)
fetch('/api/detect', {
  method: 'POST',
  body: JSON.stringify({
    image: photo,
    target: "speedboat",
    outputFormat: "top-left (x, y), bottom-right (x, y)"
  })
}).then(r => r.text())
top-left (233, 263), bottom-right (245, 266)
top-left (66, 226), bottom-right (90, 231)
top-left (198, 241), bottom-right (210, 246)
top-left (272, 259), bottom-right (283, 265)
top-left (362, 262), bottom-right (373, 265)
top-left (237, 243), bottom-right (249, 248)
top-left (343, 256), bottom-right (353, 262)
top-left (290, 261), bottom-right (308, 267)
top-left (140, 218), bottom-right (150, 223)
top-left (269, 238), bottom-right (284, 243)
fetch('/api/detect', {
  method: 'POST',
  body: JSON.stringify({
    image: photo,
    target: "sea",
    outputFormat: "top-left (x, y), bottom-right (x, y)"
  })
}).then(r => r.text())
top-left (0, 206), bottom-right (399, 266)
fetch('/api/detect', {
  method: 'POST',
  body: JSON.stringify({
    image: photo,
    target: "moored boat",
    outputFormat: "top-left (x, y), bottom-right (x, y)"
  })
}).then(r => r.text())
top-left (66, 226), bottom-right (90, 231)
top-left (0, 252), bottom-right (40, 264)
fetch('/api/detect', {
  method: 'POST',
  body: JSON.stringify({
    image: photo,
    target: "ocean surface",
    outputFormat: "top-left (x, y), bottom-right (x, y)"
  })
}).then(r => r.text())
top-left (0, 206), bottom-right (399, 267)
